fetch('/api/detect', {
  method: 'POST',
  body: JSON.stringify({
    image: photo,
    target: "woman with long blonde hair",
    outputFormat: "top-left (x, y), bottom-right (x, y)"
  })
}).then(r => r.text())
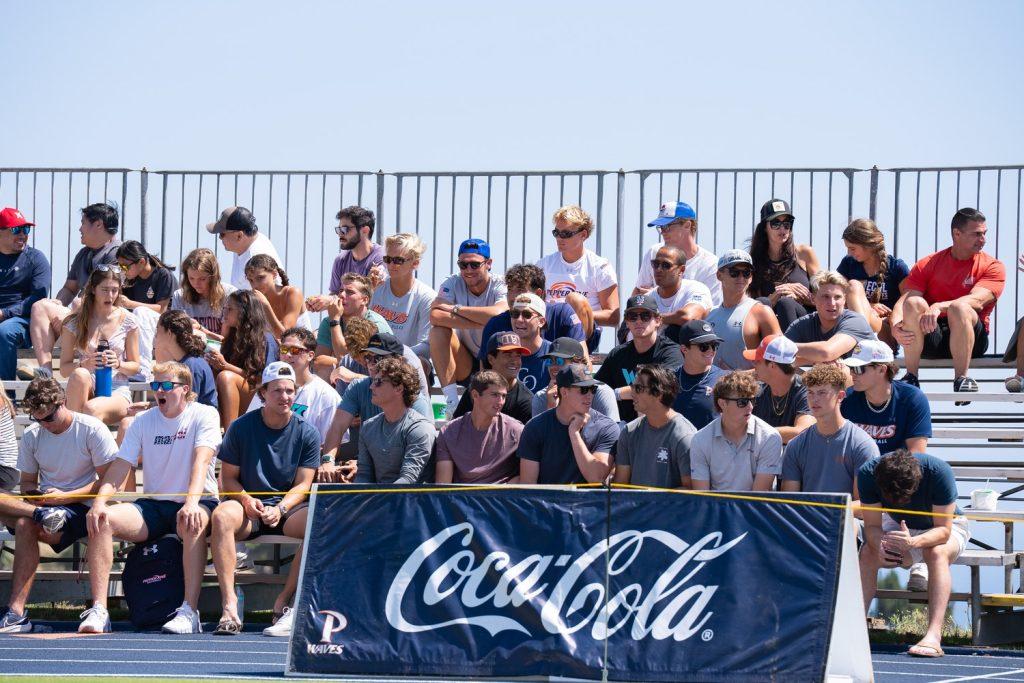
top-left (170, 248), bottom-right (236, 338)
top-left (59, 267), bottom-right (141, 424)
top-left (838, 218), bottom-right (910, 347)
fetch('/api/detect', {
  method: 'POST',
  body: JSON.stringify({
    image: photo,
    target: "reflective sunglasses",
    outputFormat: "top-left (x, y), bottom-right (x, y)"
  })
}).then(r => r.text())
top-left (150, 380), bottom-right (187, 392)
top-left (280, 344), bottom-right (311, 356)
top-left (334, 224), bottom-right (356, 236)
top-left (382, 255), bottom-right (409, 265)
top-left (625, 311), bottom-right (655, 323)
top-left (650, 259), bottom-right (677, 271)
top-left (689, 342), bottom-right (720, 353)
top-left (720, 396), bottom-right (754, 408)
top-left (94, 264), bottom-right (126, 278)
top-left (550, 356), bottom-right (585, 367)
top-left (727, 267), bottom-right (753, 279)
top-left (574, 385), bottom-right (597, 395)
top-left (6, 225), bottom-right (32, 236)
top-left (551, 227), bottom-right (585, 239)
top-left (768, 218), bottom-right (794, 230)
top-left (510, 309), bottom-right (537, 320)
top-left (30, 404), bottom-right (61, 423)
top-left (457, 260), bottom-right (485, 270)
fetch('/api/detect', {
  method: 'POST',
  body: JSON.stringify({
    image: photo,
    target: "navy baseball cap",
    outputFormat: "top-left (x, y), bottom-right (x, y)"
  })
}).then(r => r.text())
top-left (364, 333), bottom-right (404, 356)
top-left (544, 337), bottom-right (586, 359)
top-left (625, 294), bottom-right (659, 314)
top-left (555, 365), bottom-right (599, 388)
top-left (647, 201), bottom-right (697, 227)
top-left (458, 238), bottom-right (491, 259)
top-left (677, 320), bottom-right (723, 346)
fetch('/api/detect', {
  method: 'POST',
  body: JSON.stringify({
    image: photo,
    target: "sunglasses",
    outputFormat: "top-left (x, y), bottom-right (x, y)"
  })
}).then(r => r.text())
top-left (6, 225), bottom-right (32, 236)
top-left (550, 356), bottom-right (585, 367)
top-left (727, 267), bottom-right (753, 279)
top-left (768, 218), bottom-right (794, 230)
top-left (150, 380), bottom-right (186, 392)
top-left (630, 382), bottom-right (651, 394)
top-left (720, 397), bottom-right (754, 408)
top-left (371, 377), bottom-right (394, 387)
top-left (510, 309), bottom-right (537, 320)
top-left (94, 264), bottom-right (125, 278)
top-left (689, 342), bottom-right (720, 353)
top-left (573, 385), bottom-right (597, 395)
top-left (650, 260), bottom-right (678, 271)
top-left (280, 344), bottom-right (311, 355)
top-left (457, 260), bottom-right (486, 270)
top-left (625, 311), bottom-right (655, 323)
top-left (334, 225), bottom-right (356, 236)
top-left (551, 227), bottom-right (585, 239)
top-left (382, 255), bottom-right (409, 265)
top-left (30, 404), bottom-right (61, 423)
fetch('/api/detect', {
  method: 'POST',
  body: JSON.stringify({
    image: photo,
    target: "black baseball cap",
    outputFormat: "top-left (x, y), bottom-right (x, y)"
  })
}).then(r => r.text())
top-left (544, 337), bottom-right (586, 360)
top-left (206, 206), bottom-right (257, 235)
top-left (677, 320), bottom-right (723, 346)
top-left (555, 365), bottom-right (599, 389)
top-left (759, 199), bottom-right (794, 224)
top-left (625, 294), bottom-right (659, 314)
top-left (364, 333), bottom-right (403, 356)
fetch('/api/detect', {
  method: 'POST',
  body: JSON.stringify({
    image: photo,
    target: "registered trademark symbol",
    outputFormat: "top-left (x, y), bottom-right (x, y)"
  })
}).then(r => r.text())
top-left (701, 629), bottom-right (713, 642)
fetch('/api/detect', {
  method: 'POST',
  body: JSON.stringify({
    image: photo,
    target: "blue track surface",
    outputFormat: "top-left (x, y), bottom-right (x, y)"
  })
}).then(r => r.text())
top-left (0, 627), bottom-right (1022, 681)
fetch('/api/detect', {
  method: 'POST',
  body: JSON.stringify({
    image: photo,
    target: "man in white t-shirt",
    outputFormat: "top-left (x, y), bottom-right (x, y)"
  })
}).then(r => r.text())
top-left (649, 245), bottom-right (712, 325)
top-left (205, 206), bottom-right (282, 291)
top-left (248, 326), bottom-right (339, 442)
top-left (84, 361), bottom-right (222, 635)
top-left (430, 238), bottom-right (509, 415)
top-left (0, 378), bottom-right (118, 633)
top-left (536, 205), bottom-right (620, 353)
top-left (635, 201), bottom-right (722, 307)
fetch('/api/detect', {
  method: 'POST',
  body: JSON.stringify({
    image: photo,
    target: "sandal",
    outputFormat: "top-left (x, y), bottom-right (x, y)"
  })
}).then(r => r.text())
top-left (213, 616), bottom-right (243, 635)
top-left (908, 642), bottom-right (944, 658)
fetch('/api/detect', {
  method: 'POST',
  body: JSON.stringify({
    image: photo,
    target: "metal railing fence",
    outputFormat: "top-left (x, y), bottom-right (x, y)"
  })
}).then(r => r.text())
top-left (0, 165), bottom-right (1020, 355)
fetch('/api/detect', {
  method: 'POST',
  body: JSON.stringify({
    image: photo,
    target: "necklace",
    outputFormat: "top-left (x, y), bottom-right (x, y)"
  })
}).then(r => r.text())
top-left (679, 368), bottom-right (712, 393)
top-left (770, 385), bottom-right (791, 417)
top-left (866, 390), bottom-right (892, 414)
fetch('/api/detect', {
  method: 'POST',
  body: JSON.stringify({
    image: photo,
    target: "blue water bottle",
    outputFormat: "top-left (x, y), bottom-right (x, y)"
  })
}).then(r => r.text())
top-left (95, 337), bottom-right (112, 397)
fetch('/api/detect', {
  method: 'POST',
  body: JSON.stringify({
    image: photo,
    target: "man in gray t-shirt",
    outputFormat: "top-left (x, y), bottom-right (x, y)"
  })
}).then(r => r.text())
top-left (781, 362), bottom-right (880, 494)
top-left (613, 365), bottom-right (696, 489)
top-left (784, 271), bottom-right (877, 365)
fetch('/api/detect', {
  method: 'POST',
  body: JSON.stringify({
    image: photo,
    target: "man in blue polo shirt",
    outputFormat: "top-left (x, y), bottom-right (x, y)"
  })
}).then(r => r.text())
top-left (0, 208), bottom-right (50, 381)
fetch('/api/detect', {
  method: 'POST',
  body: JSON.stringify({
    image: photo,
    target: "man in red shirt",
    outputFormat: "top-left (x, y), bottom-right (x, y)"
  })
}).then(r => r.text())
top-left (891, 208), bottom-right (1005, 401)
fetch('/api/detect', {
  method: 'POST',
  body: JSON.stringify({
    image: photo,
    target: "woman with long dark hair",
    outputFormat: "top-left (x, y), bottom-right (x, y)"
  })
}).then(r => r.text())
top-left (748, 199), bottom-right (821, 331)
top-left (114, 240), bottom-right (176, 314)
top-left (59, 267), bottom-right (141, 424)
top-left (205, 290), bottom-right (279, 429)
top-left (838, 218), bottom-right (909, 347)
top-left (155, 309), bottom-right (218, 408)
top-left (243, 254), bottom-right (310, 338)
top-left (170, 248), bottom-right (236, 338)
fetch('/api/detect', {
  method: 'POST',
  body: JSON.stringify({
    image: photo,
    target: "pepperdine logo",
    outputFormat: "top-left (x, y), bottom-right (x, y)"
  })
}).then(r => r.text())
top-left (384, 522), bottom-right (745, 641)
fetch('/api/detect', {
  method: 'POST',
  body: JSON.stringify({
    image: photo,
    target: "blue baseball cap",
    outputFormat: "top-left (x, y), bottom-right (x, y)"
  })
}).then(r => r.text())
top-left (458, 238), bottom-right (491, 259)
top-left (647, 201), bottom-right (697, 227)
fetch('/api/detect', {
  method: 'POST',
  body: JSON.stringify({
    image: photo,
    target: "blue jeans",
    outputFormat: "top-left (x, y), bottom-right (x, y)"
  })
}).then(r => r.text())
top-left (0, 316), bottom-right (30, 381)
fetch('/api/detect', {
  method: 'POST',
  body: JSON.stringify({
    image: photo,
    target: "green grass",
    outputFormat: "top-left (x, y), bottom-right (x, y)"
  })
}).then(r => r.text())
top-left (23, 602), bottom-right (277, 624)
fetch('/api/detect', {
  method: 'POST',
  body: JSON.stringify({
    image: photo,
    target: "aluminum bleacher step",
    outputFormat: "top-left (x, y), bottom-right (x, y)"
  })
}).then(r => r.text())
top-left (932, 427), bottom-right (1024, 440)
top-left (924, 392), bottom-right (1024, 403)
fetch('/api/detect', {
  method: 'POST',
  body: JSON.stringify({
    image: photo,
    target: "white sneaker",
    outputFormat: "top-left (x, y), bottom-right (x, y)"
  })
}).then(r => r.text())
top-left (162, 602), bottom-right (202, 634)
top-left (262, 606), bottom-right (294, 637)
top-left (78, 604), bottom-right (111, 633)
top-left (907, 563), bottom-right (929, 592)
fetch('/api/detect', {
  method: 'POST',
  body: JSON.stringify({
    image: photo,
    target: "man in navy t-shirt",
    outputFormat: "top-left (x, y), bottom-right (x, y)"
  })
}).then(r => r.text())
top-left (211, 361), bottom-right (320, 637)
top-left (672, 320), bottom-right (726, 429)
top-left (858, 449), bottom-right (970, 658)
top-left (519, 365), bottom-right (618, 484)
top-left (841, 340), bottom-right (931, 454)
top-left (0, 208), bottom-right (50, 380)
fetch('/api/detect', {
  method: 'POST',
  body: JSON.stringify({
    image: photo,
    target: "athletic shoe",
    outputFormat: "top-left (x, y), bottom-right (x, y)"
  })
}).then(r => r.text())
top-left (32, 506), bottom-right (68, 535)
top-left (0, 607), bottom-right (31, 633)
top-left (263, 606), bottom-right (294, 637)
top-left (78, 604), bottom-right (111, 633)
top-left (953, 375), bottom-right (979, 406)
top-left (907, 563), bottom-right (929, 592)
top-left (162, 602), bottom-right (202, 634)
top-left (32, 366), bottom-right (53, 379)
top-left (15, 365), bottom-right (35, 381)
top-left (1006, 376), bottom-right (1023, 393)
top-left (900, 372), bottom-right (920, 388)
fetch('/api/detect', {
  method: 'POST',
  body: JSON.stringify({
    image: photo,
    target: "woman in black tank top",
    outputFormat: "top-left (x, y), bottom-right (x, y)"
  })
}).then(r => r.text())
top-left (748, 199), bottom-right (821, 330)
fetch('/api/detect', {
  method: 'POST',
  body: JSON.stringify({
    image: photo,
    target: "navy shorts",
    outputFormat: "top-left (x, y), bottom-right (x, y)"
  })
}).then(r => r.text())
top-left (242, 501), bottom-right (308, 541)
top-left (132, 498), bottom-right (218, 542)
top-left (4, 503), bottom-right (91, 554)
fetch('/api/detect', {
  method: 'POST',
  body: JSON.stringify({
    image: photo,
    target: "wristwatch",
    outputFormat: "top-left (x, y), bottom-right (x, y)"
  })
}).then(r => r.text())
top-left (328, 319), bottom-right (342, 327)
top-left (320, 454), bottom-right (333, 465)
top-left (451, 304), bottom-right (461, 318)
top-left (278, 503), bottom-right (290, 516)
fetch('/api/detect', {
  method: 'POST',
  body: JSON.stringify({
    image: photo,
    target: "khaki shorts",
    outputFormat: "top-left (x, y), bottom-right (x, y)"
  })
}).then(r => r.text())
top-left (882, 513), bottom-right (970, 565)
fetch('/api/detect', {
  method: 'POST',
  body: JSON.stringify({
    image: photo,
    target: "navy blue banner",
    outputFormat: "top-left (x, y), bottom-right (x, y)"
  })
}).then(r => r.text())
top-left (288, 486), bottom-right (846, 682)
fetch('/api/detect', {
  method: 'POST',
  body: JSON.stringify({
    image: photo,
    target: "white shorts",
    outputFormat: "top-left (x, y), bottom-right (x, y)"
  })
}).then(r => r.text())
top-left (86, 373), bottom-right (133, 404)
top-left (882, 513), bottom-right (970, 565)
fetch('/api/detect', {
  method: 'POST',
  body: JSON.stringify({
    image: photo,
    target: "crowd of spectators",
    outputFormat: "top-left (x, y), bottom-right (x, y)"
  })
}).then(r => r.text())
top-left (0, 197), bottom-right (1019, 657)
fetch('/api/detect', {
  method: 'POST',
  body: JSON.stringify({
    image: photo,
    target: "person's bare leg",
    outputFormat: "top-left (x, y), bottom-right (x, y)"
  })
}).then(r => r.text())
top-left (565, 292), bottom-right (594, 339)
top-left (272, 509), bottom-right (309, 614)
top-left (913, 542), bottom-right (957, 654)
top-left (0, 494), bottom-right (37, 520)
top-left (64, 368), bottom-right (94, 413)
top-left (1016, 320), bottom-right (1024, 377)
top-left (176, 507), bottom-right (212, 609)
top-left (29, 300), bottom-right (65, 370)
top-left (86, 505), bottom-right (149, 609)
top-left (846, 280), bottom-right (883, 333)
top-left (84, 397), bottom-right (130, 427)
top-left (900, 296), bottom-right (929, 376)
top-left (8, 517), bottom-right (47, 614)
top-left (215, 371), bottom-right (245, 431)
top-left (429, 327), bottom-right (458, 387)
top-left (946, 300), bottom-right (978, 379)
top-left (858, 543), bottom-right (883, 613)
top-left (211, 501), bottom-right (249, 621)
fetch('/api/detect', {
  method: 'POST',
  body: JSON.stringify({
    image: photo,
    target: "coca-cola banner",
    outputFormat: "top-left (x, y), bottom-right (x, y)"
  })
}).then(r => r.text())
top-left (287, 486), bottom-right (852, 682)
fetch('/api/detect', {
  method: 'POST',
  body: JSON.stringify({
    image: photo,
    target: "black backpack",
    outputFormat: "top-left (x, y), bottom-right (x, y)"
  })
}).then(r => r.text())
top-left (122, 536), bottom-right (185, 630)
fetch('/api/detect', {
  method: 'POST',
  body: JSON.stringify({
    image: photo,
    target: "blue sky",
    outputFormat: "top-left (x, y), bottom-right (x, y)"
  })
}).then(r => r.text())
top-left (3, 0), bottom-right (1022, 171)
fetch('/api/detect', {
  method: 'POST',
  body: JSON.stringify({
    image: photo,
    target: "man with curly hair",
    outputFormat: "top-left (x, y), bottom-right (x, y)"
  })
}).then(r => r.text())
top-left (355, 355), bottom-right (436, 484)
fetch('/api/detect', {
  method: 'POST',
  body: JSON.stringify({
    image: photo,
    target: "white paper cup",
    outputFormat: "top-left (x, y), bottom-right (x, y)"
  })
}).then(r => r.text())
top-left (971, 489), bottom-right (998, 511)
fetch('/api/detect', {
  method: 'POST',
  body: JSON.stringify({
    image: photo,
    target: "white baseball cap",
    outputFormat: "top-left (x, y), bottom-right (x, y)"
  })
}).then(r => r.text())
top-left (261, 361), bottom-right (297, 387)
top-left (513, 292), bottom-right (546, 318)
top-left (841, 339), bottom-right (895, 367)
top-left (742, 334), bottom-right (798, 364)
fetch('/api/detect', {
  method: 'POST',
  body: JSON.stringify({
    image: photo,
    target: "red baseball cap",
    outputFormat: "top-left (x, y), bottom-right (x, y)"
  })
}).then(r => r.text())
top-left (742, 334), bottom-right (798, 364)
top-left (0, 207), bottom-right (34, 229)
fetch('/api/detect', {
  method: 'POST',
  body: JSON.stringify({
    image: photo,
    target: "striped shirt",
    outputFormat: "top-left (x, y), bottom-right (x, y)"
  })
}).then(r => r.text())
top-left (0, 406), bottom-right (18, 469)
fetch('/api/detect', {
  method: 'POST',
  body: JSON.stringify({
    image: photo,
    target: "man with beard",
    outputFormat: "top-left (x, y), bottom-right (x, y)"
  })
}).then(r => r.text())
top-left (306, 206), bottom-right (386, 313)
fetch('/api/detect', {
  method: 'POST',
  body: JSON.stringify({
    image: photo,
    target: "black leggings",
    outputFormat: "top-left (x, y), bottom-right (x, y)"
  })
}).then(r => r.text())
top-left (758, 296), bottom-right (814, 332)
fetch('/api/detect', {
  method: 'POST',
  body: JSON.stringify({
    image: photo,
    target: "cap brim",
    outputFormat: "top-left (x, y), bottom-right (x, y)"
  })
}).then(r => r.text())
top-left (840, 357), bottom-right (868, 367)
top-left (741, 348), bottom-right (759, 361)
top-left (764, 212), bottom-right (794, 223)
top-left (544, 351), bottom-right (576, 359)
top-left (569, 379), bottom-right (600, 387)
top-left (205, 221), bottom-right (224, 234)
top-left (718, 259), bottom-right (751, 270)
top-left (647, 217), bottom-right (676, 227)
top-left (495, 344), bottom-right (530, 355)
top-left (688, 333), bottom-right (723, 344)
top-left (363, 347), bottom-right (392, 356)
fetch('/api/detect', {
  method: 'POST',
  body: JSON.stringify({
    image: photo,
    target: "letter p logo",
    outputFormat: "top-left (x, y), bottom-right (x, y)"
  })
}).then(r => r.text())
top-left (319, 610), bottom-right (348, 644)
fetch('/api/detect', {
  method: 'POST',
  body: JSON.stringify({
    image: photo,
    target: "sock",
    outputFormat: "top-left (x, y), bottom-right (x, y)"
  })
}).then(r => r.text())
top-left (442, 384), bottom-right (459, 402)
